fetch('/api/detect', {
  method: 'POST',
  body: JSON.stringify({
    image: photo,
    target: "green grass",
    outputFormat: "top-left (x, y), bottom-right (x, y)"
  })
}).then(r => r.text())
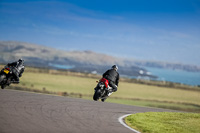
top-left (125, 112), bottom-right (200, 133)
top-left (10, 69), bottom-right (200, 112)
top-left (19, 72), bottom-right (95, 94)
top-left (117, 82), bottom-right (200, 106)
top-left (105, 98), bottom-right (200, 112)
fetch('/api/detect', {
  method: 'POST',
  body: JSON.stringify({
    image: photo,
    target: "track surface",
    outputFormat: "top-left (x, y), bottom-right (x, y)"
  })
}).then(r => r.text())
top-left (0, 90), bottom-right (174, 133)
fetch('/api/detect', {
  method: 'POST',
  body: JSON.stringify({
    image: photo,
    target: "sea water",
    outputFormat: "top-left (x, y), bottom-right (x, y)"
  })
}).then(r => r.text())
top-left (48, 63), bottom-right (75, 69)
top-left (47, 63), bottom-right (200, 86)
top-left (145, 67), bottom-right (200, 86)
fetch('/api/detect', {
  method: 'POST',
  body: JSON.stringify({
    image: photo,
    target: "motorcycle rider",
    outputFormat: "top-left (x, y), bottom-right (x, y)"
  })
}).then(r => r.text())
top-left (6, 59), bottom-right (25, 83)
top-left (102, 65), bottom-right (119, 101)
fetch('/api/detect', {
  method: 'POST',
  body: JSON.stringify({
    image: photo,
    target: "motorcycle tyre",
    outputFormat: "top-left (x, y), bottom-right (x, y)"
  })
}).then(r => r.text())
top-left (93, 89), bottom-right (101, 101)
top-left (0, 74), bottom-right (6, 83)
top-left (0, 74), bottom-right (6, 89)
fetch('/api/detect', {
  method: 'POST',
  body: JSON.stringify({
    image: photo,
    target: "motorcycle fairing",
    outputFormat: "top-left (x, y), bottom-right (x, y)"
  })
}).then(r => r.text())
top-left (99, 78), bottom-right (109, 88)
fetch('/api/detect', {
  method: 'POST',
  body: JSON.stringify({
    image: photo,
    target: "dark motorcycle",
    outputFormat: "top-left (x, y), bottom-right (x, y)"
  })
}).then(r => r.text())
top-left (0, 66), bottom-right (18, 89)
top-left (93, 78), bottom-right (113, 102)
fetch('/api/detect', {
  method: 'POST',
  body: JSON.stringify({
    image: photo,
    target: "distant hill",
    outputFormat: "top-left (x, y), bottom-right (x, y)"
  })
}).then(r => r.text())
top-left (0, 41), bottom-right (199, 78)
top-left (0, 41), bottom-right (125, 65)
top-left (0, 41), bottom-right (154, 78)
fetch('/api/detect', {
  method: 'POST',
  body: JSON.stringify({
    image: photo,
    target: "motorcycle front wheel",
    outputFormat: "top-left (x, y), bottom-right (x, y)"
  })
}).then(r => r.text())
top-left (0, 74), bottom-right (6, 83)
top-left (0, 74), bottom-right (6, 89)
top-left (93, 89), bottom-right (101, 101)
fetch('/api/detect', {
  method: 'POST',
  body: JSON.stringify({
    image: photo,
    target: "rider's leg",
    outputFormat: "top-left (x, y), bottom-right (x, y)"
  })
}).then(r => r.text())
top-left (109, 81), bottom-right (117, 92)
top-left (12, 73), bottom-right (20, 83)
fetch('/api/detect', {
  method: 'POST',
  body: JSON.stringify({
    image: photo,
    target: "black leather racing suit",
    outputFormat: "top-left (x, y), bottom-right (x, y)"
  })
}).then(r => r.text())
top-left (102, 69), bottom-right (119, 92)
top-left (7, 61), bottom-right (25, 82)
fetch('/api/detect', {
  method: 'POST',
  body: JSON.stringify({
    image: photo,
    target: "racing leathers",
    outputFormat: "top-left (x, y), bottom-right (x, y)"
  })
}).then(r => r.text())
top-left (102, 68), bottom-right (119, 92)
top-left (7, 60), bottom-right (25, 83)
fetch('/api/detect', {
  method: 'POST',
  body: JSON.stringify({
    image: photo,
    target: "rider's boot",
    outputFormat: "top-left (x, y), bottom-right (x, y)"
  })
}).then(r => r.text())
top-left (107, 92), bottom-right (113, 96)
top-left (12, 77), bottom-right (20, 84)
top-left (12, 80), bottom-right (19, 84)
top-left (107, 88), bottom-right (113, 96)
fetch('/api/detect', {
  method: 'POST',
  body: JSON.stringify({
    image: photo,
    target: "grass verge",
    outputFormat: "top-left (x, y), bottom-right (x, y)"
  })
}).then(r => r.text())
top-left (125, 112), bottom-right (200, 133)
top-left (2, 66), bottom-right (200, 112)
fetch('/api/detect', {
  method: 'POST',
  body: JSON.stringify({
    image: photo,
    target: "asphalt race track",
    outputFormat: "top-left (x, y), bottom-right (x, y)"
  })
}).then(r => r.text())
top-left (0, 90), bottom-right (174, 133)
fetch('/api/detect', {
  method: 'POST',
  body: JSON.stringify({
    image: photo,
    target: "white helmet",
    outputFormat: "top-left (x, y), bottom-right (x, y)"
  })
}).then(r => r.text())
top-left (111, 65), bottom-right (118, 71)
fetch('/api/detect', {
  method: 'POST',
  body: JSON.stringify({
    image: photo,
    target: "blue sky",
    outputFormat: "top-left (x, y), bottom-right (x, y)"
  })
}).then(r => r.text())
top-left (0, 0), bottom-right (200, 65)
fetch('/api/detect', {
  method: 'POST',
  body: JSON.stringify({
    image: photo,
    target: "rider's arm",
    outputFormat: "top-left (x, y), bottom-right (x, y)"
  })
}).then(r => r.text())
top-left (7, 62), bottom-right (17, 66)
top-left (103, 70), bottom-right (109, 78)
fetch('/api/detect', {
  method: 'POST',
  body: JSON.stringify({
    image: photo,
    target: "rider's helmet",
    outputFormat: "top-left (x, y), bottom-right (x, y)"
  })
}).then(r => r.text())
top-left (18, 58), bottom-right (24, 63)
top-left (111, 65), bottom-right (118, 71)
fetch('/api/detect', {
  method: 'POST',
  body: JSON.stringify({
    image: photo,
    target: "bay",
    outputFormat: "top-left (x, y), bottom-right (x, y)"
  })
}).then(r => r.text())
top-left (145, 67), bottom-right (200, 86)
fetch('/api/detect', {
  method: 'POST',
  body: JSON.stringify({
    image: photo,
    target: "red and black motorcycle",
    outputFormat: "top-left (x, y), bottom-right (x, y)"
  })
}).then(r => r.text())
top-left (0, 66), bottom-right (17, 89)
top-left (93, 78), bottom-right (113, 102)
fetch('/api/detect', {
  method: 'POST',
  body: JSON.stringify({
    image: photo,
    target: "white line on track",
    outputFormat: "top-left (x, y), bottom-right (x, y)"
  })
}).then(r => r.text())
top-left (118, 114), bottom-right (141, 133)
